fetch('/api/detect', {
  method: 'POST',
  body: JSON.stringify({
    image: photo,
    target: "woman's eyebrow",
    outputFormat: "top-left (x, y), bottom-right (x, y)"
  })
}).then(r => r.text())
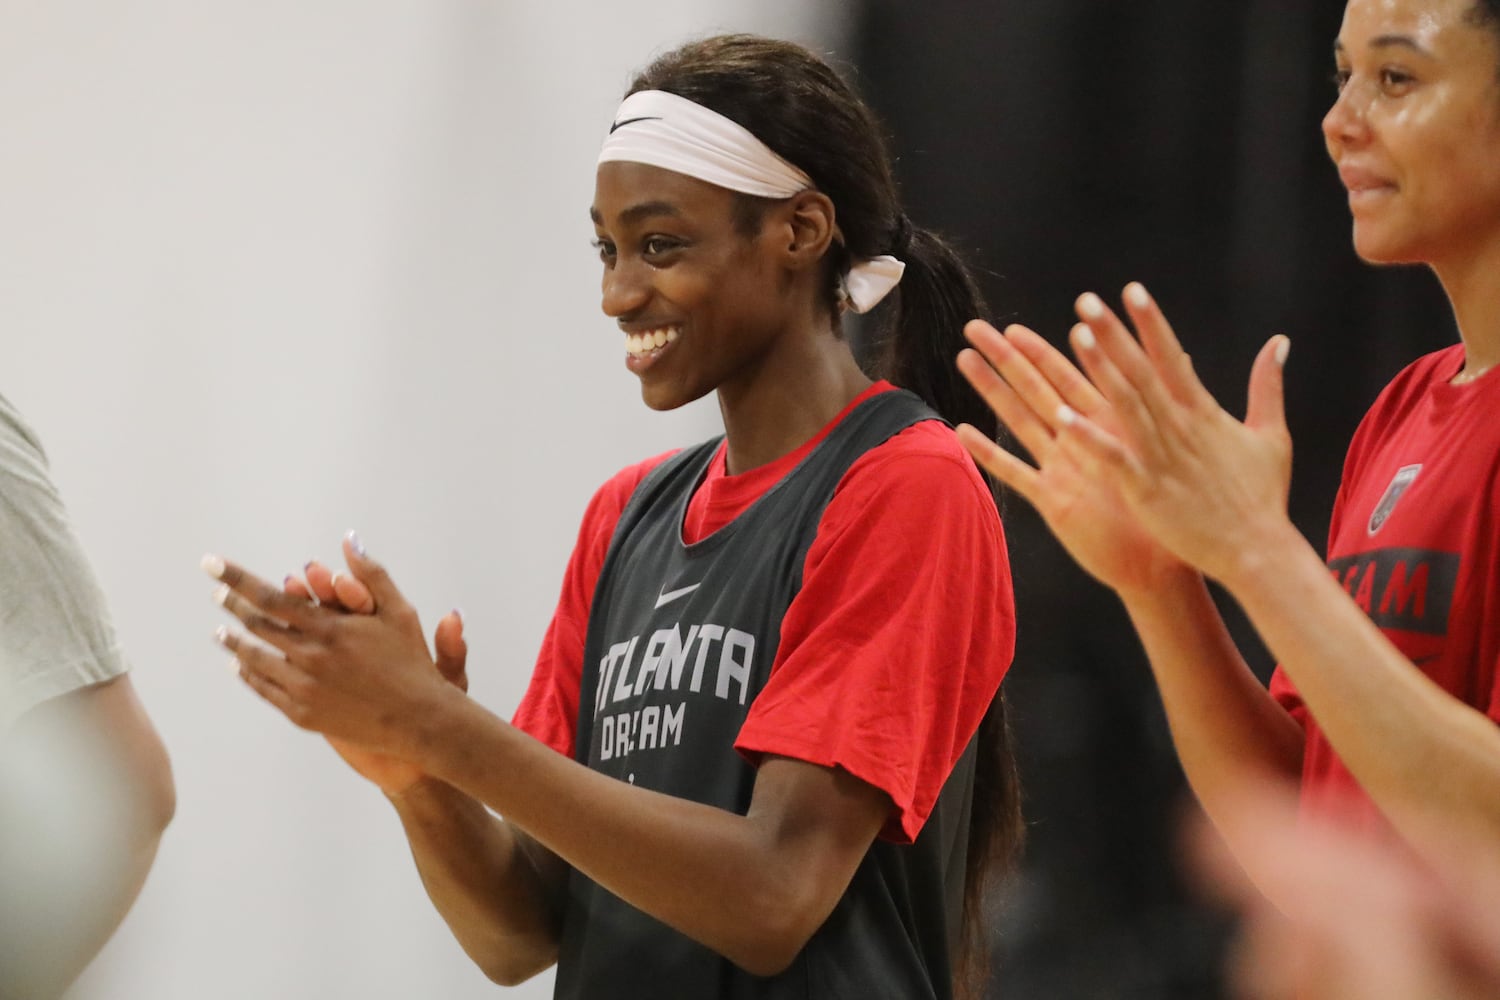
top-left (589, 201), bottom-right (683, 227)
top-left (1333, 34), bottom-right (1436, 58)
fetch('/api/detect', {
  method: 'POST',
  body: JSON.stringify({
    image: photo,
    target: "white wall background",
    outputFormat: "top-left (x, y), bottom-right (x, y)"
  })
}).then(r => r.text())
top-left (0, 3), bottom-right (850, 996)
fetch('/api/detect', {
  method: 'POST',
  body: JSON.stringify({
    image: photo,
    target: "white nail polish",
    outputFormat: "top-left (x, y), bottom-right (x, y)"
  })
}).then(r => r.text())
top-left (1078, 293), bottom-right (1103, 319)
top-left (214, 625), bottom-right (229, 645)
top-left (201, 553), bottom-right (226, 579)
top-left (1275, 337), bottom-right (1291, 366)
top-left (1125, 283), bottom-right (1150, 309)
top-left (1074, 326), bottom-right (1097, 350)
top-left (213, 584), bottom-right (230, 606)
top-left (346, 530), bottom-right (366, 557)
top-left (1057, 404), bottom-right (1078, 426)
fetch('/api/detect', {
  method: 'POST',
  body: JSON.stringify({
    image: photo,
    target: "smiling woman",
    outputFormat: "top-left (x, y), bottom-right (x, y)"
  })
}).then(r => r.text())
top-left (1326, 0), bottom-right (1500, 291)
top-left (954, 0), bottom-right (1500, 966)
top-left (206, 33), bottom-right (1020, 1000)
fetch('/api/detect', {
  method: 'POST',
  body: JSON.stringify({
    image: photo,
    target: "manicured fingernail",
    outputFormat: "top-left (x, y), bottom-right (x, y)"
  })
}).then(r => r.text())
top-left (1077, 293), bottom-right (1104, 319)
top-left (452, 607), bottom-right (464, 623)
top-left (214, 625), bottom-right (230, 645)
top-left (1056, 404), bottom-right (1078, 426)
top-left (1125, 283), bottom-right (1150, 309)
top-left (1274, 336), bottom-right (1291, 366)
top-left (201, 553), bottom-right (226, 579)
top-left (346, 530), bottom-right (366, 557)
top-left (1073, 324), bottom-right (1096, 350)
top-left (213, 583), bottom-right (230, 606)
top-left (330, 572), bottom-right (344, 590)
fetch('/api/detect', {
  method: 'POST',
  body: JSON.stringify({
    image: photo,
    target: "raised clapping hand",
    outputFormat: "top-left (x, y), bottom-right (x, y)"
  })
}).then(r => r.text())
top-left (206, 532), bottom-right (467, 795)
top-left (955, 304), bottom-right (1185, 597)
top-left (958, 283), bottom-right (1294, 589)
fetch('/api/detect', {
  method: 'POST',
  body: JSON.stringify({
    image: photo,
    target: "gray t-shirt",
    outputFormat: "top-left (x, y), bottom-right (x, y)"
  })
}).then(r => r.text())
top-left (0, 393), bottom-right (127, 729)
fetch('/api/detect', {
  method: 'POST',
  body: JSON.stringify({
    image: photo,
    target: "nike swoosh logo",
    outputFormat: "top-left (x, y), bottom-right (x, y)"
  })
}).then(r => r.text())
top-left (654, 583), bottom-right (701, 609)
top-left (610, 115), bottom-right (662, 133)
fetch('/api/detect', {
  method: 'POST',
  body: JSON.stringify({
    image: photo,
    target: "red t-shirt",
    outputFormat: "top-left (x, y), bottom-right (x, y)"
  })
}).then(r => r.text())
top-left (1271, 344), bottom-right (1500, 830)
top-left (512, 382), bottom-right (1016, 843)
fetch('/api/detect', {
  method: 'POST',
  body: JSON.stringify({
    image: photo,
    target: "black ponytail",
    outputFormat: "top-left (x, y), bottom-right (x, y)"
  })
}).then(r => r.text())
top-left (866, 225), bottom-right (1001, 441)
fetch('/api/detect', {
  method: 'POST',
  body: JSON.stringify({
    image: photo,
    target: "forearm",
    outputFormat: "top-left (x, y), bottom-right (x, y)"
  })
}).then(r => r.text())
top-left (0, 707), bottom-right (174, 997)
top-left (1119, 568), bottom-right (1304, 839)
top-left (404, 694), bottom-right (862, 976)
top-left (388, 778), bottom-right (564, 986)
top-left (56, 810), bottom-right (170, 991)
top-left (1224, 524), bottom-right (1500, 843)
top-left (210, 550), bottom-right (876, 976)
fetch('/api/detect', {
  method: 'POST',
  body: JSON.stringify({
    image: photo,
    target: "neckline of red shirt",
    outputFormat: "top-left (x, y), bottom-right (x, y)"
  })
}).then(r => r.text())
top-left (682, 380), bottom-right (897, 544)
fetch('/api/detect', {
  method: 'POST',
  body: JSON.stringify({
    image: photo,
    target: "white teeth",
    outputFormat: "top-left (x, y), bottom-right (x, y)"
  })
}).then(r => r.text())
top-left (623, 326), bottom-right (681, 357)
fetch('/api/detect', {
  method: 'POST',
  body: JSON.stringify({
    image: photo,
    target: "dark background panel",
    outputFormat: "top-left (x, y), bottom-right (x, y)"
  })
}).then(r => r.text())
top-left (848, 2), bottom-right (1455, 996)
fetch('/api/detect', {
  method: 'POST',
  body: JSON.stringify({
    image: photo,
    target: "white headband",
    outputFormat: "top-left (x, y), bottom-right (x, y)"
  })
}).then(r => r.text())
top-left (598, 89), bottom-right (905, 313)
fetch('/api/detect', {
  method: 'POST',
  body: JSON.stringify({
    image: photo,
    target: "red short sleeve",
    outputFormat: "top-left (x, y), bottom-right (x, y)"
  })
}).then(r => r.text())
top-left (734, 422), bottom-right (1016, 843)
top-left (511, 452), bottom-right (677, 757)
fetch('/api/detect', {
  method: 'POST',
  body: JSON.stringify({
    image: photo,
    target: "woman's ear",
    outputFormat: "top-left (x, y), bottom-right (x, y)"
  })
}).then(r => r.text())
top-left (781, 190), bottom-right (837, 271)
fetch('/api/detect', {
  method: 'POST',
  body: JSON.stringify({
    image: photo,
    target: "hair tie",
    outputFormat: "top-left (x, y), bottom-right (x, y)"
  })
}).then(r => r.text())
top-left (839, 256), bottom-right (906, 313)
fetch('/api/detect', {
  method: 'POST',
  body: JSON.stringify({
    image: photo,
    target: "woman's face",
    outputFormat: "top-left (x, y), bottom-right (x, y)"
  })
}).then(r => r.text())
top-left (591, 161), bottom-right (796, 411)
top-left (1323, 0), bottom-right (1500, 267)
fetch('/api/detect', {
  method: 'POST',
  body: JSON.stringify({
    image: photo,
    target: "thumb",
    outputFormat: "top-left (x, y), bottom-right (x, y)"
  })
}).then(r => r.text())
top-left (433, 609), bottom-right (469, 693)
top-left (1245, 335), bottom-right (1290, 434)
top-left (341, 530), bottom-right (408, 618)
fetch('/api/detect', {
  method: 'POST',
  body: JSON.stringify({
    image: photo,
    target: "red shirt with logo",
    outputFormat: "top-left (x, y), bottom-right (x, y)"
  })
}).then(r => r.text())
top-left (1271, 344), bottom-right (1500, 828)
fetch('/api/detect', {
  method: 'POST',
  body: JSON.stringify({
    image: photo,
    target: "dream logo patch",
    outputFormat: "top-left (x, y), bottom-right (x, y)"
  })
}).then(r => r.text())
top-left (1368, 464), bottom-right (1422, 535)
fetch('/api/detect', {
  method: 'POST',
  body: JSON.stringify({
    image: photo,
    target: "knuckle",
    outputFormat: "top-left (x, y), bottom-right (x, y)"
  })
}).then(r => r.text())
top-left (300, 611), bottom-right (333, 642)
top-left (295, 641), bottom-right (327, 674)
top-left (258, 587), bottom-right (294, 618)
top-left (242, 665), bottom-right (267, 694)
top-left (318, 617), bottom-right (348, 650)
top-left (286, 702), bottom-right (314, 729)
top-left (284, 672), bottom-right (315, 702)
